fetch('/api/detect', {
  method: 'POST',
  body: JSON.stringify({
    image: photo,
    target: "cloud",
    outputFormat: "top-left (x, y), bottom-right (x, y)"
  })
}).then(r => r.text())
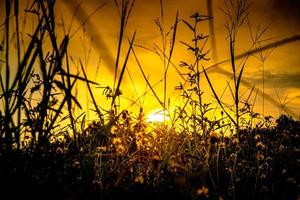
top-left (246, 69), bottom-right (300, 88)
top-left (269, 0), bottom-right (300, 23)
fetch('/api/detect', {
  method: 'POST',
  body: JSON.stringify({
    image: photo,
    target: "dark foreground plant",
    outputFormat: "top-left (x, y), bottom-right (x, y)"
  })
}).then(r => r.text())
top-left (0, 1), bottom-right (299, 200)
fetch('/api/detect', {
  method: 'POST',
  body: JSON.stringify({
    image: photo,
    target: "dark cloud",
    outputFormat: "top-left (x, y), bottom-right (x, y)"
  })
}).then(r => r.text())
top-left (62, 0), bottom-right (115, 72)
top-left (246, 70), bottom-right (300, 88)
top-left (269, 0), bottom-right (300, 22)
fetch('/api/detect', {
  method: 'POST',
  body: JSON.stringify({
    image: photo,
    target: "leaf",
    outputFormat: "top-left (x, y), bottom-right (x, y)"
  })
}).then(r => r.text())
top-left (80, 60), bottom-right (102, 121)
top-left (111, 31), bottom-right (136, 107)
top-left (58, 35), bottom-right (69, 58)
top-left (53, 80), bottom-right (66, 91)
top-left (180, 41), bottom-right (194, 51)
top-left (59, 70), bottom-right (99, 85)
top-left (182, 19), bottom-right (194, 32)
top-left (30, 84), bottom-right (41, 93)
top-left (166, 12), bottom-right (179, 73)
top-left (132, 48), bottom-right (164, 109)
top-left (236, 62), bottom-right (246, 94)
top-left (202, 65), bottom-right (237, 126)
top-left (71, 94), bottom-right (82, 109)
top-left (81, 114), bottom-right (86, 132)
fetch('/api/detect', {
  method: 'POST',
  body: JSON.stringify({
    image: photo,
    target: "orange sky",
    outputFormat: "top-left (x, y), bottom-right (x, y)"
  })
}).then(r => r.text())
top-left (1, 0), bottom-right (300, 121)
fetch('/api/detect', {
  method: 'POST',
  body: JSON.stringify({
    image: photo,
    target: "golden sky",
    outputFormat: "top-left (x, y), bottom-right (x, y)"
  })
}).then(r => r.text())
top-left (1, 0), bottom-right (300, 121)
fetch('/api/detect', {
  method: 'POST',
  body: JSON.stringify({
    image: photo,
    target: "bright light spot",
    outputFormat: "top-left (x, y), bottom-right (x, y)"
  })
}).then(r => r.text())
top-left (146, 109), bottom-right (170, 123)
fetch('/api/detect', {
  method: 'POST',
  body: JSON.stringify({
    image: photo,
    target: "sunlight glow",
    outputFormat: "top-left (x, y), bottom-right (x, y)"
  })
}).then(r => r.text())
top-left (146, 109), bottom-right (170, 123)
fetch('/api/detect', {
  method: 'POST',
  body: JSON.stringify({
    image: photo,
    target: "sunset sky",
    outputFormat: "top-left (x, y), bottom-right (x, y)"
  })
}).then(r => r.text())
top-left (1, 0), bottom-right (300, 121)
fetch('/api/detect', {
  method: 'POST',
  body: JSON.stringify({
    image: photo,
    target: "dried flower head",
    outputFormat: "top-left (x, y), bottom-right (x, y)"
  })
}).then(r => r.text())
top-left (196, 185), bottom-right (209, 197)
top-left (134, 175), bottom-right (144, 184)
top-left (256, 142), bottom-right (266, 150)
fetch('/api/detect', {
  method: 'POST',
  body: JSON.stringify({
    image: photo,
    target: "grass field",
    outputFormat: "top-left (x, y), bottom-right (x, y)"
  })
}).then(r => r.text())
top-left (0, 0), bottom-right (299, 199)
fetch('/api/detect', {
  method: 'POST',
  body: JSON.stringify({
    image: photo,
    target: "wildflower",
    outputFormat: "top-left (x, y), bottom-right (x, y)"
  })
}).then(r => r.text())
top-left (96, 146), bottom-right (101, 152)
top-left (56, 147), bottom-right (64, 154)
top-left (111, 125), bottom-right (118, 134)
top-left (254, 134), bottom-right (261, 140)
top-left (95, 152), bottom-right (102, 158)
top-left (116, 144), bottom-right (126, 155)
top-left (96, 146), bottom-right (107, 153)
top-left (256, 142), bottom-right (266, 150)
top-left (200, 141), bottom-right (206, 146)
top-left (260, 186), bottom-right (270, 193)
top-left (11, 143), bottom-right (18, 150)
top-left (266, 156), bottom-right (272, 162)
top-left (152, 154), bottom-right (161, 161)
top-left (73, 160), bottom-right (81, 169)
top-left (196, 186), bottom-right (209, 197)
top-left (112, 137), bottom-right (122, 145)
top-left (49, 136), bottom-right (56, 143)
top-left (232, 137), bottom-right (239, 145)
top-left (279, 145), bottom-right (285, 151)
top-left (64, 147), bottom-right (68, 152)
top-left (286, 177), bottom-right (296, 185)
top-left (92, 180), bottom-right (103, 189)
top-left (229, 153), bottom-right (236, 161)
top-left (57, 135), bottom-right (65, 143)
top-left (281, 169), bottom-right (288, 176)
top-left (134, 175), bottom-right (144, 184)
top-left (256, 154), bottom-right (265, 161)
top-left (225, 167), bottom-right (232, 173)
top-left (260, 173), bottom-right (267, 179)
top-left (136, 139), bottom-right (143, 149)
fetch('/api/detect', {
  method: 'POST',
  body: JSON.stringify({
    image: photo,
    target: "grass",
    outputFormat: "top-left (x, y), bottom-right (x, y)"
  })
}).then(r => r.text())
top-left (0, 0), bottom-right (299, 200)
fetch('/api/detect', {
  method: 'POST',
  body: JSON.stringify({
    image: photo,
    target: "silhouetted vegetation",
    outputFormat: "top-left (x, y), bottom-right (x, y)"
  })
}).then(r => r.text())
top-left (0, 0), bottom-right (299, 200)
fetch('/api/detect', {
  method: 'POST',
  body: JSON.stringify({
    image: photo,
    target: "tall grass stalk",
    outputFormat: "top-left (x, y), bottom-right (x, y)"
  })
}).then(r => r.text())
top-left (0, 0), bottom-right (99, 150)
top-left (203, 0), bottom-right (250, 136)
top-left (112, 0), bottom-right (135, 113)
top-left (154, 1), bottom-right (179, 122)
top-left (200, 33), bottom-right (300, 118)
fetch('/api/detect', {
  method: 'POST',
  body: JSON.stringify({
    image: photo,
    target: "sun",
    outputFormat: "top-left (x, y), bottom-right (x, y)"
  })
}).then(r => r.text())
top-left (146, 109), bottom-right (170, 123)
